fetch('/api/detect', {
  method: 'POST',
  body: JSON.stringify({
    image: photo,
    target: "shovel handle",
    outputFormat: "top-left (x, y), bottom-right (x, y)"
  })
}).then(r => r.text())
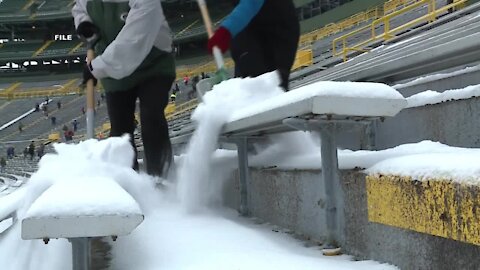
top-left (86, 48), bottom-right (96, 139)
top-left (197, 0), bottom-right (225, 70)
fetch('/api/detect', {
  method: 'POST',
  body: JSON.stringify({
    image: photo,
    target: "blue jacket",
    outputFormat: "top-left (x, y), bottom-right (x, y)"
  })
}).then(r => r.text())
top-left (221, 0), bottom-right (265, 37)
top-left (221, 0), bottom-right (298, 37)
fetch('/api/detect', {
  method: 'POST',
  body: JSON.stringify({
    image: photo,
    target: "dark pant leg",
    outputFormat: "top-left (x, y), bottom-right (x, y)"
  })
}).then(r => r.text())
top-left (265, 24), bottom-right (300, 91)
top-left (231, 30), bottom-right (269, 79)
top-left (137, 75), bottom-right (174, 178)
top-left (105, 88), bottom-right (138, 170)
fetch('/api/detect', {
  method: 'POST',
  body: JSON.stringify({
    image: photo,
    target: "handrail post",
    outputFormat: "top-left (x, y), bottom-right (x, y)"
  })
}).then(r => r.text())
top-left (429, 0), bottom-right (436, 23)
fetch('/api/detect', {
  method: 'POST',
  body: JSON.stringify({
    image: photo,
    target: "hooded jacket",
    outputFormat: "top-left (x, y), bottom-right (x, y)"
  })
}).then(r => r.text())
top-left (72, 0), bottom-right (175, 92)
top-left (221, 0), bottom-right (298, 37)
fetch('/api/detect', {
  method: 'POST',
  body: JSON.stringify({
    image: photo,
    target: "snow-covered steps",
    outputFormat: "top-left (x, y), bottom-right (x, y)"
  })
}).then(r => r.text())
top-left (366, 174), bottom-right (480, 246)
top-left (21, 176), bottom-right (143, 240)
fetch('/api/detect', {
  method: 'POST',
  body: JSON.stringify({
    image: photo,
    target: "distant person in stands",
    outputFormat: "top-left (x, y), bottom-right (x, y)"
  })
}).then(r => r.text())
top-left (207, 0), bottom-right (300, 91)
top-left (35, 103), bottom-right (40, 112)
top-left (0, 157), bottom-right (6, 173)
top-left (51, 116), bottom-right (57, 126)
top-left (6, 146), bottom-right (14, 159)
top-left (72, 119), bottom-right (78, 132)
top-left (174, 82), bottom-right (180, 93)
top-left (73, 0), bottom-right (176, 177)
top-left (23, 147), bottom-right (28, 159)
top-left (43, 104), bottom-right (49, 118)
top-left (170, 92), bottom-right (176, 103)
top-left (57, 101), bottom-right (62, 109)
top-left (18, 122), bottom-right (24, 133)
top-left (183, 75), bottom-right (189, 85)
top-left (28, 141), bottom-right (35, 160)
top-left (37, 143), bottom-right (45, 159)
top-left (81, 107), bottom-right (85, 115)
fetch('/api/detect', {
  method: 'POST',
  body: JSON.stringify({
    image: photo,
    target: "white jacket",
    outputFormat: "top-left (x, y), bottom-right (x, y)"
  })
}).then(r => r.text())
top-left (72, 0), bottom-right (173, 80)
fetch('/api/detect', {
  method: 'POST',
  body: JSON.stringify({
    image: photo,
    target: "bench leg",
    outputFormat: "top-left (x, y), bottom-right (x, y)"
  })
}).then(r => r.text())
top-left (319, 123), bottom-right (340, 249)
top-left (236, 138), bottom-right (250, 216)
top-left (70, 237), bottom-right (90, 270)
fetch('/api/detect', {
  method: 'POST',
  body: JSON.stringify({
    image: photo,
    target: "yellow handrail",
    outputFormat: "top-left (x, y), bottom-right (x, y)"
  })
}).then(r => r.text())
top-left (334, 0), bottom-right (467, 62)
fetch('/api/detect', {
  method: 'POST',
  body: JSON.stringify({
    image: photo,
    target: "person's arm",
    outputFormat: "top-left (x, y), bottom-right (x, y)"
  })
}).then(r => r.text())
top-left (221, 0), bottom-right (265, 37)
top-left (71, 0), bottom-right (92, 28)
top-left (90, 0), bottom-right (163, 80)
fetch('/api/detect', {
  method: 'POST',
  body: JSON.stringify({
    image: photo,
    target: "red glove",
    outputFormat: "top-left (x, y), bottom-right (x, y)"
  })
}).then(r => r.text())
top-left (208, 27), bottom-right (231, 54)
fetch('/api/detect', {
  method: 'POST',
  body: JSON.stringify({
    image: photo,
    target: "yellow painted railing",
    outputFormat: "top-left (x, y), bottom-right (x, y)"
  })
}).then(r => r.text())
top-left (0, 82), bottom-right (22, 99)
top-left (292, 49), bottom-right (313, 71)
top-left (298, 7), bottom-right (381, 48)
top-left (21, 0), bottom-right (36, 11)
top-left (69, 42), bottom-right (84, 54)
top-left (174, 19), bottom-right (199, 38)
top-left (333, 0), bottom-right (467, 61)
top-left (176, 58), bottom-right (235, 80)
top-left (33, 40), bottom-right (54, 57)
top-left (165, 103), bottom-right (176, 115)
top-left (384, 0), bottom-right (423, 14)
top-left (166, 99), bottom-right (198, 121)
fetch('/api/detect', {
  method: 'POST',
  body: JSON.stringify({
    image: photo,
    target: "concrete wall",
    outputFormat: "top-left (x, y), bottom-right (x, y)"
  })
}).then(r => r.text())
top-left (375, 97), bottom-right (480, 150)
top-left (220, 95), bottom-right (480, 269)
top-left (317, 96), bottom-right (480, 151)
top-left (223, 169), bottom-right (480, 270)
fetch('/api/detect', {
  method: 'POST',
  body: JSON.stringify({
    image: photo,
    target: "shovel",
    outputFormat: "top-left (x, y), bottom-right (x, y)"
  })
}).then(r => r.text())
top-left (196, 0), bottom-right (229, 99)
top-left (84, 34), bottom-right (100, 139)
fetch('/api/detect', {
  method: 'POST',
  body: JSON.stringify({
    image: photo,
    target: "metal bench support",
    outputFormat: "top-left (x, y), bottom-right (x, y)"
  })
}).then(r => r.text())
top-left (235, 137), bottom-right (250, 216)
top-left (283, 117), bottom-right (374, 249)
top-left (70, 237), bottom-right (90, 270)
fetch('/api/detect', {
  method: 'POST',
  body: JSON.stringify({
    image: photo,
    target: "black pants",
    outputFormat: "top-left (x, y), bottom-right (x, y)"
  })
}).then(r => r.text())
top-left (105, 75), bottom-right (174, 177)
top-left (230, 24), bottom-right (299, 91)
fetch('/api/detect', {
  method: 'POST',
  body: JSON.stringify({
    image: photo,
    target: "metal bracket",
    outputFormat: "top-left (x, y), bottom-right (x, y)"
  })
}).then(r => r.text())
top-left (69, 237), bottom-right (91, 270)
top-left (281, 117), bottom-right (378, 249)
top-left (234, 137), bottom-right (250, 216)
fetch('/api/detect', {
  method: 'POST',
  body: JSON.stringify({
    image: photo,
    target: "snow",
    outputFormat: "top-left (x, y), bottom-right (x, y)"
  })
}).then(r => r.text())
top-left (366, 153), bottom-right (480, 183)
top-left (230, 78), bottom-right (404, 122)
top-left (393, 65), bottom-right (480, 89)
top-left (406, 84), bottom-right (480, 108)
top-left (0, 100), bottom-right (50, 131)
top-left (0, 73), bottom-right (400, 269)
top-left (2, 70), bottom-right (478, 269)
top-left (0, 135), bottom-right (399, 270)
top-left (247, 135), bottom-right (480, 184)
top-left (24, 176), bottom-right (142, 218)
top-left (177, 72), bottom-right (283, 211)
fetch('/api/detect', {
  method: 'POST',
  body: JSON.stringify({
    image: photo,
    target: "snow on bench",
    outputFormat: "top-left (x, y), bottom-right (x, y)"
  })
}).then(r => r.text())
top-left (178, 75), bottom-right (408, 254)
top-left (22, 176), bottom-right (143, 240)
top-left (216, 80), bottom-right (407, 253)
top-left (223, 81), bottom-right (406, 137)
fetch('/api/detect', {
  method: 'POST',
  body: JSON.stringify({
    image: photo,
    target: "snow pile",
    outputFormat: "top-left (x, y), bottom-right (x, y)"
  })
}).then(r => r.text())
top-left (0, 135), bottom-right (163, 270)
top-left (232, 80), bottom-right (404, 122)
top-left (366, 152), bottom-right (480, 184)
top-left (176, 71), bottom-right (283, 211)
top-left (24, 176), bottom-right (141, 218)
top-left (110, 203), bottom-right (395, 270)
top-left (393, 65), bottom-right (480, 89)
top-left (0, 131), bottom-right (398, 270)
top-left (406, 84), bottom-right (480, 108)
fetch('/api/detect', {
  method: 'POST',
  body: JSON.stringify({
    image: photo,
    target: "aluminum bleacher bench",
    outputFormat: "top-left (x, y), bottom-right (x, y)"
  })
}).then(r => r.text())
top-left (21, 176), bottom-right (143, 270)
top-left (169, 81), bottom-right (407, 251)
